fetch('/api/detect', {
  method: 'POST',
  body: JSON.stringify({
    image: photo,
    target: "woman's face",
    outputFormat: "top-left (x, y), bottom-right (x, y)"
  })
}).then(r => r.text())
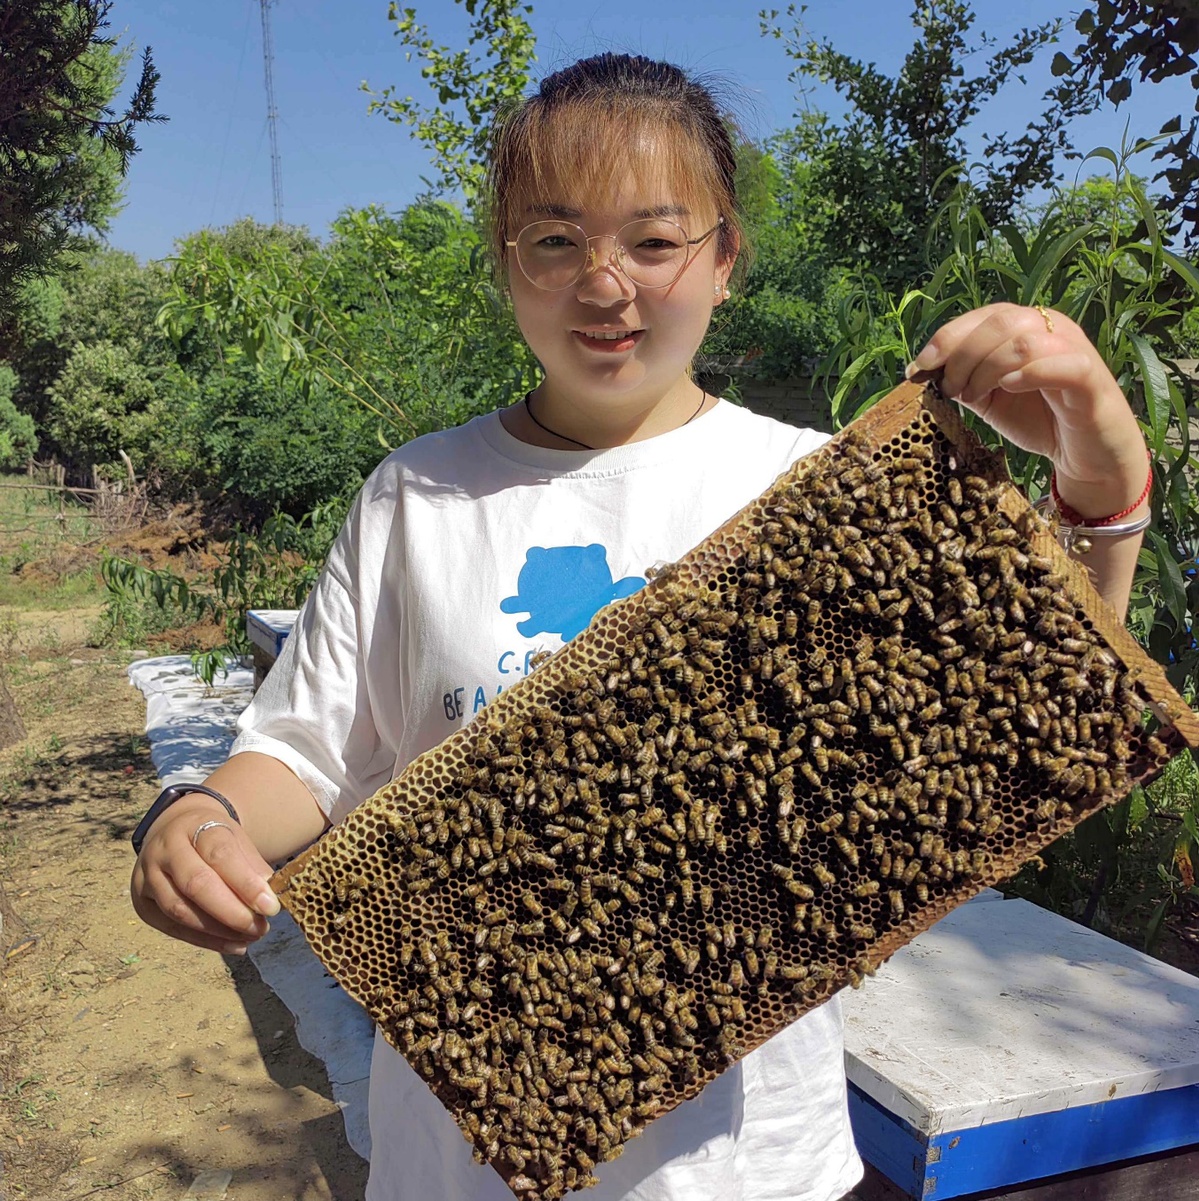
top-left (505, 170), bottom-right (733, 417)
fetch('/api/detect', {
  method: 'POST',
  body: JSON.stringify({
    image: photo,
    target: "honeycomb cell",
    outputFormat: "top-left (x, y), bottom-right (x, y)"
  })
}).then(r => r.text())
top-left (272, 381), bottom-right (1199, 1201)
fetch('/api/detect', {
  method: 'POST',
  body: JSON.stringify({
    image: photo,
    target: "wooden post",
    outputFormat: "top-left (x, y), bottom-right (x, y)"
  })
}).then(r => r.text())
top-left (56, 463), bottom-right (66, 536)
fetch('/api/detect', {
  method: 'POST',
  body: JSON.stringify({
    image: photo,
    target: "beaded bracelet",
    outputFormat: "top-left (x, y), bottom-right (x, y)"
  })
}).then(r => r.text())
top-left (1049, 449), bottom-right (1153, 527)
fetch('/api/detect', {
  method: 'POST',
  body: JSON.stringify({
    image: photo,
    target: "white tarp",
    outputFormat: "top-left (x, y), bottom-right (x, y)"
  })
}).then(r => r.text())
top-left (128, 656), bottom-right (373, 1160)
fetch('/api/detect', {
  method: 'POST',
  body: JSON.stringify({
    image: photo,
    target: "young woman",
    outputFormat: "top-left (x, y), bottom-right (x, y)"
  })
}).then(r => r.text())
top-left (130, 54), bottom-right (1151, 1201)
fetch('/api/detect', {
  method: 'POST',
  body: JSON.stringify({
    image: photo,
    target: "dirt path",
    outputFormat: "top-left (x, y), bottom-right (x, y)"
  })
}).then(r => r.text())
top-left (0, 639), bottom-right (368, 1200)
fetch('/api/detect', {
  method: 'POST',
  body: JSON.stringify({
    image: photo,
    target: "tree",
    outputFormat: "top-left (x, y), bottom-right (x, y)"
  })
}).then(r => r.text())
top-left (759, 1), bottom-right (1096, 288)
top-left (4, 246), bottom-right (175, 451)
top-left (187, 215), bottom-right (320, 262)
top-left (1052, 1), bottom-right (1199, 251)
top-left (47, 339), bottom-right (162, 475)
top-left (702, 128), bottom-right (843, 378)
top-left (0, 365), bottom-right (38, 468)
top-left (160, 202), bottom-right (537, 448)
top-left (362, 0), bottom-right (536, 200)
top-left (1046, 173), bottom-right (1150, 234)
top-left (0, 0), bottom-right (163, 333)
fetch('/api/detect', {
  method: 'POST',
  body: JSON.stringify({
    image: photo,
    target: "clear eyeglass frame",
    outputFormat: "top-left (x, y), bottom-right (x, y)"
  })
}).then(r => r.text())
top-left (506, 216), bottom-right (724, 291)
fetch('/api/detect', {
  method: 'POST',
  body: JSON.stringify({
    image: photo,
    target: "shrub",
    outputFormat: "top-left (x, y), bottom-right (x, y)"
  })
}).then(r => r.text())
top-left (99, 497), bottom-right (345, 682)
top-left (46, 339), bottom-right (162, 475)
top-left (155, 361), bottom-right (383, 519)
top-left (0, 365), bottom-right (37, 468)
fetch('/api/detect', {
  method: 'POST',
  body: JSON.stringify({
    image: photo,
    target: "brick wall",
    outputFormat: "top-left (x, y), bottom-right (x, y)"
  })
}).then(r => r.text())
top-left (699, 372), bottom-right (834, 434)
top-left (702, 360), bottom-right (1199, 445)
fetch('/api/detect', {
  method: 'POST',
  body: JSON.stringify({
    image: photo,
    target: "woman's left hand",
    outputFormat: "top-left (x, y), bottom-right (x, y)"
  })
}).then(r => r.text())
top-left (906, 303), bottom-right (1148, 519)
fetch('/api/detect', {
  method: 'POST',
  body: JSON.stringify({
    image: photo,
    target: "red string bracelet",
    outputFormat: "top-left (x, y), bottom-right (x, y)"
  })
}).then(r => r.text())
top-left (1050, 449), bottom-right (1153, 527)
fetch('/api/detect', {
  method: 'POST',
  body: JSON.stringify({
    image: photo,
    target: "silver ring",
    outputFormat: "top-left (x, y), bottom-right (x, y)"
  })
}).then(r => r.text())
top-left (191, 819), bottom-right (233, 849)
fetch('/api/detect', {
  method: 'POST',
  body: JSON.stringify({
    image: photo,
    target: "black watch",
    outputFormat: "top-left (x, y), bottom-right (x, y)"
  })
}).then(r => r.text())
top-left (131, 784), bottom-right (241, 855)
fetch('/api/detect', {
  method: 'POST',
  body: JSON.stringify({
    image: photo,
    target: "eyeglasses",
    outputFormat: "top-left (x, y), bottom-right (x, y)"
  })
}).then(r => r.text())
top-left (506, 217), bottom-right (723, 291)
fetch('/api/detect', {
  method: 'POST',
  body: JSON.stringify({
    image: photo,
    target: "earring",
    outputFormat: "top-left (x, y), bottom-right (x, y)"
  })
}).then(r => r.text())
top-left (715, 284), bottom-right (731, 299)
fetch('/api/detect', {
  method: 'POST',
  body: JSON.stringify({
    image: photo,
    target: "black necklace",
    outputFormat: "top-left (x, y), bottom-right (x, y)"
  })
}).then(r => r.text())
top-left (523, 391), bottom-right (709, 451)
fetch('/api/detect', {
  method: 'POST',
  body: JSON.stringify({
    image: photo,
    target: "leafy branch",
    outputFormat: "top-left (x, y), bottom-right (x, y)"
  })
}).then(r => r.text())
top-left (362, 0), bottom-right (536, 200)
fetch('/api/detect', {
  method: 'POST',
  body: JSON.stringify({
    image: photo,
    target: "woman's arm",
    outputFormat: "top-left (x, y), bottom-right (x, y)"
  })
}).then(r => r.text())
top-left (1047, 472), bottom-right (1149, 623)
top-left (197, 751), bottom-right (330, 861)
top-left (130, 752), bottom-right (330, 954)
top-left (907, 303), bottom-right (1151, 622)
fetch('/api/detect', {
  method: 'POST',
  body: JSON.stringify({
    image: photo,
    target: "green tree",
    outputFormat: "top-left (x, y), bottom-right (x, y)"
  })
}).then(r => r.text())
top-left (1052, 1), bottom-right (1199, 250)
top-left (760, 1), bottom-right (1095, 288)
top-left (152, 205), bottom-right (534, 511)
top-left (3, 274), bottom-right (66, 432)
top-left (46, 339), bottom-right (163, 474)
top-left (363, 0), bottom-right (537, 200)
top-left (151, 219), bottom-right (373, 509)
top-left (166, 218), bottom-right (318, 387)
top-left (152, 361), bottom-right (378, 519)
top-left (319, 199), bottom-right (535, 429)
top-left (160, 201), bottom-right (536, 449)
top-left (1048, 174), bottom-right (1149, 233)
top-left (703, 128), bottom-right (843, 379)
top-left (0, 0), bottom-right (163, 332)
top-left (0, 365), bottom-right (38, 468)
top-left (60, 249), bottom-right (173, 359)
top-left (4, 246), bottom-right (175, 450)
top-left (191, 215), bottom-right (319, 261)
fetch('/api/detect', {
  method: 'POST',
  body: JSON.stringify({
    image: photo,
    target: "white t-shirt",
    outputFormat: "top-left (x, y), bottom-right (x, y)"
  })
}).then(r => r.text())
top-left (232, 400), bottom-right (865, 1201)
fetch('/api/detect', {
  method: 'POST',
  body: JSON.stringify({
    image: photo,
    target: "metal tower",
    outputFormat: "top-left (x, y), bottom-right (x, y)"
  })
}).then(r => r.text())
top-left (259, 0), bottom-right (284, 224)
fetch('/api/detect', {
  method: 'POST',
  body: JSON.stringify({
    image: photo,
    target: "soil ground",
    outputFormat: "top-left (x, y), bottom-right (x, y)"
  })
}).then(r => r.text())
top-left (0, 485), bottom-right (368, 1201)
top-left (0, 645), bottom-right (369, 1201)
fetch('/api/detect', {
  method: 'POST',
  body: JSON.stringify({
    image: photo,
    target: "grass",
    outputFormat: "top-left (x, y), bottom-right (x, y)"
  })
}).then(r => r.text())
top-left (0, 568), bottom-right (105, 611)
top-left (87, 588), bottom-right (193, 649)
top-left (0, 735), bottom-right (70, 804)
top-left (0, 470), bottom-right (102, 543)
top-left (0, 470), bottom-right (204, 648)
top-left (0, 470), bottom-right (107, 611)
top-left (1, 1075), bottom-right (59, 1129)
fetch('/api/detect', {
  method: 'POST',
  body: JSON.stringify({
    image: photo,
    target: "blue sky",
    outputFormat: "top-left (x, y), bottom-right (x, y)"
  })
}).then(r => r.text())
top-left (104, 0), bottom-right (1195, 262)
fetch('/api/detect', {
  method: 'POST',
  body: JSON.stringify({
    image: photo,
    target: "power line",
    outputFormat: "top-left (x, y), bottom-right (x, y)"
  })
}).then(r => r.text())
top-left (234, 119), bottom-right (270, 215)
top-left (259, 0), bottom-right (284, 224)
top-left (208, 0), bottom-right (256, 226)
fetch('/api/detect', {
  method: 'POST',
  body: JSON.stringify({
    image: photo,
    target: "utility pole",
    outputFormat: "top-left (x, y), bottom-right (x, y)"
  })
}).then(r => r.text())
top-left (259, 0), bottom-right (283, 224)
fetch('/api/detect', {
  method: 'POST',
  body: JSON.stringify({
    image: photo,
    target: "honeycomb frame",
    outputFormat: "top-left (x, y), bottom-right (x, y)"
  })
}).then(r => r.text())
top-left (272, 381), bottom-right (1199, 1200)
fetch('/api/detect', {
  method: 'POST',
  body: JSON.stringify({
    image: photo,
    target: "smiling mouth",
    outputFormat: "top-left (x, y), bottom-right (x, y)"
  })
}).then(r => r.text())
top-left (574, 329), bottom-right (644, 351)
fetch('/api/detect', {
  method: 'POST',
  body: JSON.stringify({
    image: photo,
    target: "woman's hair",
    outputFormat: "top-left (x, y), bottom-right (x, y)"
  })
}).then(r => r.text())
top-left (487, 53), bottom-right (746, 278)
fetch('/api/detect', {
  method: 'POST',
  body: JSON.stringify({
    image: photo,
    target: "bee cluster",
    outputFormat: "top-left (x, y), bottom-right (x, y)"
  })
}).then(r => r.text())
top-left (276, 393), bottom-right (1188, 1200)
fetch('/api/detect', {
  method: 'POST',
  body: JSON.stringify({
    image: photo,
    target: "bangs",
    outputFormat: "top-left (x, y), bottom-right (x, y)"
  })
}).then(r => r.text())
top-left (501, 107), bottom-right (720, 231)
top-left (488, 95), bottom-right (741, 272)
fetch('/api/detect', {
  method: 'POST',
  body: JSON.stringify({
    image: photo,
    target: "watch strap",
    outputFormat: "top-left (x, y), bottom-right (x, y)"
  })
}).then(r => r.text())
top-left (131, 784), bottom-right (241, 856)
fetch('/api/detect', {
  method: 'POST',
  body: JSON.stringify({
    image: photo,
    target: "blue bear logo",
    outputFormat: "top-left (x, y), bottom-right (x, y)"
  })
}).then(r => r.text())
top-left (500, 545), bottom-right (645, 642)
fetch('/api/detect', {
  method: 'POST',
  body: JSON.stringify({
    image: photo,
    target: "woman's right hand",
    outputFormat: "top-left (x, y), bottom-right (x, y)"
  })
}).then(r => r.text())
top-left (131, 795), bottom-right (281, 954)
